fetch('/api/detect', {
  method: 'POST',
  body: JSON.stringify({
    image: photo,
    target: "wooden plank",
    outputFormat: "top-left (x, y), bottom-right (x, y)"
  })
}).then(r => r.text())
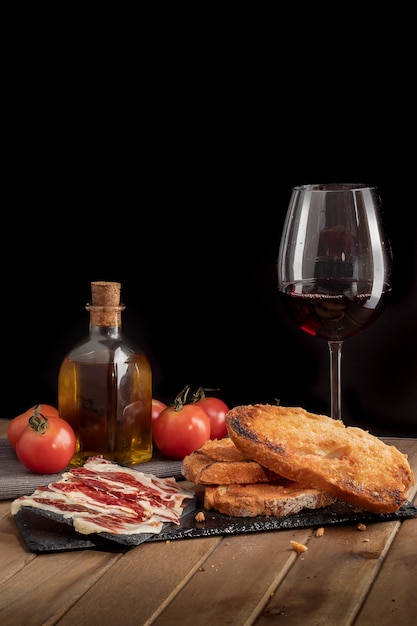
top-left (148, 528), bottom-right (314, 625)
top-left (0, 501), bottom-right (37, 585)
top-left (354, 491), bottom-right (417, 626)
top-left (0, 548), bottom-right (125, 625)
top-left (56, 536), bottom-right (223, 626)
top-left (254, 519), bottom-right (401, 626)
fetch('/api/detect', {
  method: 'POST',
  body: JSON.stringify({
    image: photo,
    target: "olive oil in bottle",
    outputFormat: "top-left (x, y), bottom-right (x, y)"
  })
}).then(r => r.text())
top-left (58, 281), bottom-right (152, 466)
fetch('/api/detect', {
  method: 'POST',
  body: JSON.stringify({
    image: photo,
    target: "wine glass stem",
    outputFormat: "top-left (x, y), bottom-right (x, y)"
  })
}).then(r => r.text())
top-left (328, 341), bottom-right (343, 421)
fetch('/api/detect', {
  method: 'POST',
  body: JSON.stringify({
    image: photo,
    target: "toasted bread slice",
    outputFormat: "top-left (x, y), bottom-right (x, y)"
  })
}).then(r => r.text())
top-left (204, 482), bottom-right (336, 517)
top-left (226, 404), bottom-right (414, 513)
top-left (182, 437), bottom-right (282, 485)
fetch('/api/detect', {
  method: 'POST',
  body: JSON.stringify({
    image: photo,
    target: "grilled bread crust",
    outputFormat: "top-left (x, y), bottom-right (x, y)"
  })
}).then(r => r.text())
top-left (182, 437), bottom-right (282, 485)
top-left (204, 482), bottom-right (336, 517)
top-left (226, 404), bottom-right (414, 514)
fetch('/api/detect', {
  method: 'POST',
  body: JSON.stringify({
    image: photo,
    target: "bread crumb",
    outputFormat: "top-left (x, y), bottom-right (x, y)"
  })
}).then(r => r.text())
top-left (290, 540), bottom-right (308, 553)
top-left (357, 523), bottom-right (367, 531)
top-left (195, 511), bottom-right (205, 522)
top-left (315, 527), bottom-right (324, 537)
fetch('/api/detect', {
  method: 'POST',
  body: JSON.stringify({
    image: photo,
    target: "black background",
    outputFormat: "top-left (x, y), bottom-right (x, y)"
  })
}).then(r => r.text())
top-left (3, 21), bottom-right (416, 437)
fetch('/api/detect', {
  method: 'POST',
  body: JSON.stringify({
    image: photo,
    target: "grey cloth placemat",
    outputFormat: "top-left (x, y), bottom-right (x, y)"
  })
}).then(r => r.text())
top-left (0, 438), bottom-right (184, 501)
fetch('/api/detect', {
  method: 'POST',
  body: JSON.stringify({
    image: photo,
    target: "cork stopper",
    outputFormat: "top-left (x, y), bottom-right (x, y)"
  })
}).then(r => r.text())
top-left (91, 281), bottom-right (121, 306)
top-left (87, 281), bottom-right (125, 327)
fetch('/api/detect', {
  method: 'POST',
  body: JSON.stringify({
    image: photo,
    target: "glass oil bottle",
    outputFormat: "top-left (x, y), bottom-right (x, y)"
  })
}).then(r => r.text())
top-left (58, 281), bottom-right (152, 466)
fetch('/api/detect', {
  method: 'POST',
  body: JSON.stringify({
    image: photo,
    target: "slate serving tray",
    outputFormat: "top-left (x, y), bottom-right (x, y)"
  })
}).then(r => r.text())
top-left (14, 498), bottom-right (198, 552)
top-left (13, 497), bottom-right (417, 554)
top-left (150, 499), bottom-right (417, 541)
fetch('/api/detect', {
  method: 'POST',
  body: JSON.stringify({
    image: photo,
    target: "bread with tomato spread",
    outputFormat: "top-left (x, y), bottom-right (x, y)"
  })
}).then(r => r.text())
top-left (226, 404), bottom-right (414, 514)
top-left (182, 437), bottom-right (336, 518)
top-left (181, 437), bottom-right (282, 485)
top-left (204, 481), bottom-right (336, 517)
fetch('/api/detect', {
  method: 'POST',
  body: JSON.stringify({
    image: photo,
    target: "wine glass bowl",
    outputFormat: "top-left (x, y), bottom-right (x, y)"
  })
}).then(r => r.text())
top-left (277, 183), bottom-right (392, 421)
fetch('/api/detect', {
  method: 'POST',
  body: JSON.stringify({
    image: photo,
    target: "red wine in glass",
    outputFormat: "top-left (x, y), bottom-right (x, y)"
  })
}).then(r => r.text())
top-left (277, 184), bottom-right (392, 420)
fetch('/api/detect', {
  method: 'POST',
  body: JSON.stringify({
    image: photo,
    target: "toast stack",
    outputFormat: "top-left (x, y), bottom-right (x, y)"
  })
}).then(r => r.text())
top-left (226, 404), bottom-right (414, 514)
top-left (181, 437), bottom-right (282, 485)
top-left (182, 436), bottom-right (336, 517)
top-left (182, 404), bottom-right (414, 517)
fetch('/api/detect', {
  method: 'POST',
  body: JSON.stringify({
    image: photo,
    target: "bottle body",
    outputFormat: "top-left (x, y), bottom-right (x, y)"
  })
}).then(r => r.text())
top-left (58, 282), bottom-right (152, 467)
top-left (59, 330), bottom-right (152, 466)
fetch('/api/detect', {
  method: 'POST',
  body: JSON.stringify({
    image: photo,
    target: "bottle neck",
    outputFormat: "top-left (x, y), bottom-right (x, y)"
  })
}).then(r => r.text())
top-left (86, 304), bottom-right (125, 330)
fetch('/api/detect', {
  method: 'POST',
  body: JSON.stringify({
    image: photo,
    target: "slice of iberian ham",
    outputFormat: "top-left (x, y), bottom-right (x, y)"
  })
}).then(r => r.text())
top-left (11, 456), bottom-right (195, 536)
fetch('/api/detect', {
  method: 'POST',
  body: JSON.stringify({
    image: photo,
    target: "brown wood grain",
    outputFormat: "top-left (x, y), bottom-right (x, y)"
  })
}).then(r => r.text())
top-left (354, 496), bottom-right (417, 626)
top-left (57, 536), bottom-right (223, 626)
top-left (150, 528), bottom-right (314, 625)
top-left (255, 520), bottom-right (401, 625)
top-left (0, 547), bottom-right (124, 625)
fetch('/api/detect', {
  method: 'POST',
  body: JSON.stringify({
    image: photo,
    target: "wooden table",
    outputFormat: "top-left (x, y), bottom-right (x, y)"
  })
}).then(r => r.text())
top-left (1, 418), bottom-right (416, 626)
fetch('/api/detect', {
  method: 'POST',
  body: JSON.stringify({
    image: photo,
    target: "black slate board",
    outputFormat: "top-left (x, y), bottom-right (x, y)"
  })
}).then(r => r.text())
top-left (149, 499), bottom-right (417, 542)
top-left (13, 497), bottom-right (198, 551)
top-left (14, 508), bottom-right (123, 552)
top-left (13, 499), bottom-right (417, 554)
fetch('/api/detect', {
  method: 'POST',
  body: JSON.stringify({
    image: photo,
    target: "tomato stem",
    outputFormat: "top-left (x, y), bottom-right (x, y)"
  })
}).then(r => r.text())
top-left (28, 414), bottom-right (49, 434)
top-left (173, 385), bottom-right (191, 411)
top-left (191, 386), bottom-right (220, 403)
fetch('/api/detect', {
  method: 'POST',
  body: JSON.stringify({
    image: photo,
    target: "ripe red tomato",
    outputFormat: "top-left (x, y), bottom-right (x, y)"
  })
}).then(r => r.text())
top-left (15, 413), bottom-right (76, 474)
top-left (152, 398), bottom-right (168, 448)
top-left (191, 388), bottom-right (229, 439)
top-left (152, 387), bottom-right (210, 460)
top-left (7, 404), bottom-right (60, 449)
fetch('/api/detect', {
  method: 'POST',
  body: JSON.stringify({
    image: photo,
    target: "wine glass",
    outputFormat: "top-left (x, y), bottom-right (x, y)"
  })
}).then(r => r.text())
top-left (277, 183), bottom-right (392, 421)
